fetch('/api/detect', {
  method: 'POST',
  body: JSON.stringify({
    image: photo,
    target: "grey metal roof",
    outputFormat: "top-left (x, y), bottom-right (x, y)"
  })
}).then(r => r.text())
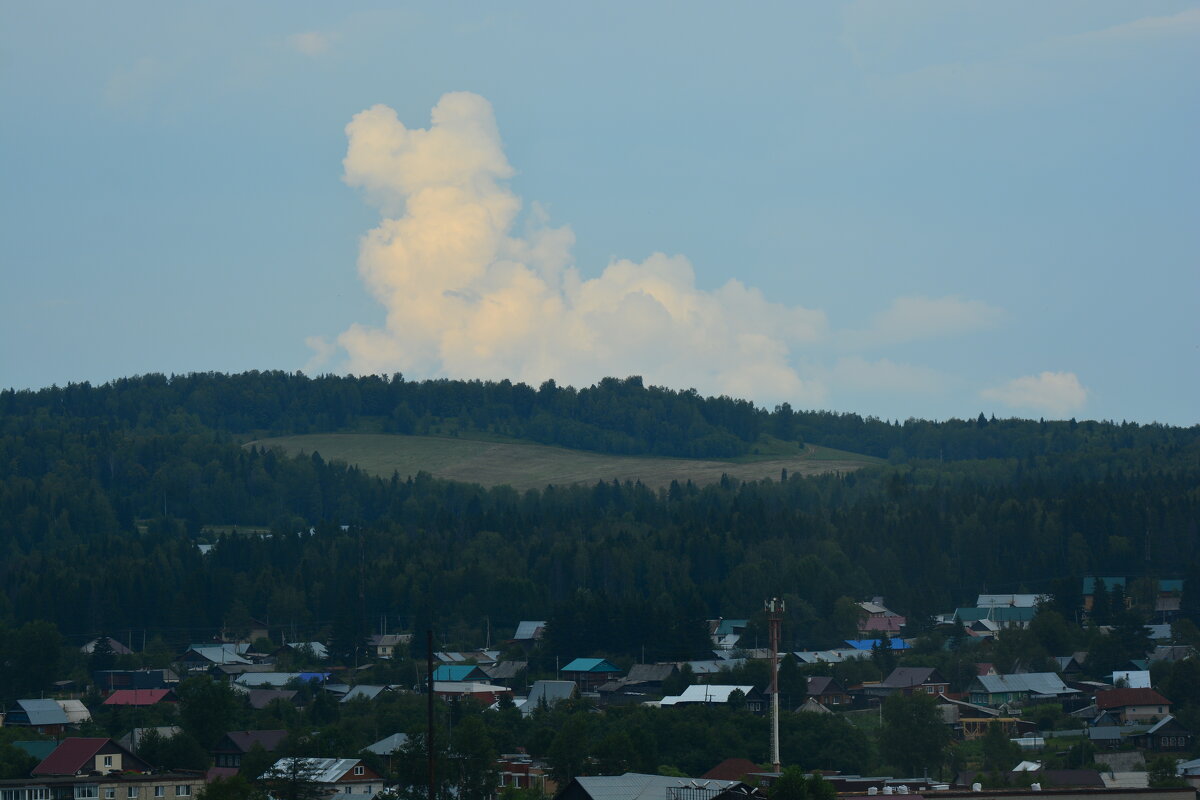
top-left (363, 733), bottom-right (409, 755)
top-left (266, 757), bottom-right (364, 784)
top-left (572, 773), bottom-right (743, 800)
top-left (976, 594), bottom-right (1044, 608)
top-left (185, 645), bottom-right (251, 665)
top-left (685, 658), bottom-right (746, 674)
top-left (625, 664), bottom-right (677, 683)
top-left (15, 699), bottom-right (69, 725)
top-left (56, 699), bottom-right (92, 724)
top-left (1146, 715), bottom-right (1177, 734)
top-left (974, 673), bottom-right (1072, 696)
top-left (514, 621), bottom-right (546, 640)
top-left (517, 680), bottom-right (575, 716)
top-left (341, 685), bottom-right (388, 703)
top-left (117, 726), bottom-right (182, 751)
top-left (235, 672), bottom-right (323, 687)
top-left (484, 661), bottom-right (527, 680)
top-left (660, 685), bottom-right (754, 706)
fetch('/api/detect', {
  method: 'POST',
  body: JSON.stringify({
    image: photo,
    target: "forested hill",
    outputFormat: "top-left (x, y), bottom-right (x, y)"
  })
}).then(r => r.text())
top-left (2, 371), bottom-right (1196, 461)
top-left (1, 370), bottom-right (1198, 668)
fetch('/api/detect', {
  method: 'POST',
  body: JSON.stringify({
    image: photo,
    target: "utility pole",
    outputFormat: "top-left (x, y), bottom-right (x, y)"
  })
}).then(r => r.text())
top-left (766, 597), bottom-right (785, 773)
top-left (427, 629), bottom-right (435, 800)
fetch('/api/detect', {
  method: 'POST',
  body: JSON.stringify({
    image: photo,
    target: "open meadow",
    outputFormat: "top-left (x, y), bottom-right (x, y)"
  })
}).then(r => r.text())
top-left (246, 433), bottom-right (880, 491)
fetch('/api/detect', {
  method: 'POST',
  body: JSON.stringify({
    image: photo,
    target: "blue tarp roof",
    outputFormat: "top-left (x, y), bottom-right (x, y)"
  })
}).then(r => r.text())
top-left (298, 672), bottom-right (330, 683)
top-left (845, 639), bottom-right (911, 650)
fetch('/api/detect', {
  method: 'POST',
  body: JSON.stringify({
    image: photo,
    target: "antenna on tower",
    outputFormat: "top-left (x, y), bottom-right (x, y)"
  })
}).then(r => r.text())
top-left (766, 597), bottom-right (785, 773)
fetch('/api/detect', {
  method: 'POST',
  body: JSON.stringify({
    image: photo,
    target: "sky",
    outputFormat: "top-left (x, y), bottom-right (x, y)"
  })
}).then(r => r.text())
top-left (2, 2), bottom-right (1197, 425)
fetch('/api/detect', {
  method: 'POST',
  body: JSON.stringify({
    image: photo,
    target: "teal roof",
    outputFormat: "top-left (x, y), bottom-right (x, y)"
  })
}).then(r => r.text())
top-left (954, 608), bottom-right (989, 622)
top-left (1159, 579), bottom-right (1184, 593)
top-left (433, 665), bottom-right (482, 681)
top-left (561, 658), bottom-right (622, 673)
top-left (991, 607), bottom-right (1036, 622)
top-left (1082, 577), bottom-right (1125, 594)
top-left (15, 741), bottom-right (57, 760)
top-left (714, 619), bottom-right (748, 636)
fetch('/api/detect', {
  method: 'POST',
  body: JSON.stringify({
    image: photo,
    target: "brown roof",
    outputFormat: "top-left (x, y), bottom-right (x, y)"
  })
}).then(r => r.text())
top-left (33, 738), bottom-right (147, 776)
top-left (806, 676), bottom-right (844, 695)
top-left (103, 689), bottom-right (177, 706)
top-left (247, 690), bottom-right (300, 710)
top-left (881, 667), bottom-right (945, 688)
top-left (702, 758), bottom-right (763, 781)
top-left (1095, 688), bottom-right (1170, 709)
top-left (214, 730), bottom-right (288, 754)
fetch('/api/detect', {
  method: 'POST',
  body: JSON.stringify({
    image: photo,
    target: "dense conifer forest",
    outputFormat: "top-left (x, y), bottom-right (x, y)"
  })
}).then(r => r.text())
top-left (1, 371), bottom-right (1198, 662)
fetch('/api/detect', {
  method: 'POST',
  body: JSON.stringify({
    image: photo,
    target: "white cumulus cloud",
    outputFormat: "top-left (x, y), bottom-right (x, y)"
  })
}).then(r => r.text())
top-left (329, 92), bottom-right (828, 406)
top-left (980, 371), bottom-right (1088, 417)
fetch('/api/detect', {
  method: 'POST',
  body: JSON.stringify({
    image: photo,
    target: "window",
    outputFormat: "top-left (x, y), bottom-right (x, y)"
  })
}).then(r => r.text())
top-left (32, 790), bottom-right (51, 800)
top-left (175, 787), bottom-right (191, 797)
top-left (353, 767), bottom-right (364, 776)
top-left (76, 787), bottom-right (99, 800)
top-left (1, 789), bottom-right (23, 800)
top-left (106, 790), bottom-right (116, 799)
top-left (104, 756), bottom-right (114, 768)
top-left (155, 788), bottom-right (165, 798)
top-left (128, 789), bottom-right (139, 799)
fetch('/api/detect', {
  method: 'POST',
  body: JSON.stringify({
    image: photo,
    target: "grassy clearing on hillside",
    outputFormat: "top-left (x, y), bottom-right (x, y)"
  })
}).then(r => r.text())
top-left (246, 433), bottom-right (881, 491)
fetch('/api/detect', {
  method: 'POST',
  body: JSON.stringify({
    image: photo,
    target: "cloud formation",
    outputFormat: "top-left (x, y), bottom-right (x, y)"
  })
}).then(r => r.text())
top-left (851, 295), bottom-right (1003, 348)
top-left (288, 31), bottom-right (333, 56)
top-left (328, 92), bottom-right (828, 404)
top-left (981, 371), bottom-right (1088, 417)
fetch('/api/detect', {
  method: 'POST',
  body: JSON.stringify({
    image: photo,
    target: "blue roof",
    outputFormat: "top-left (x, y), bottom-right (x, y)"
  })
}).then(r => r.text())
top-left (1159, 579), bottom-right (1183, 593)
top-left (845, 639), bottom-right (910, 650)
top-left (561, 658), bottom-right (622, 673)
top-left (15, 699), bottom-right (69, 725)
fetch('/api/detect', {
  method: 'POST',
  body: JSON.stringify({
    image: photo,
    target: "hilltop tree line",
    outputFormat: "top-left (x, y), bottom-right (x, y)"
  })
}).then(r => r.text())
top-left (3, 371), bottom-right (1196, 460)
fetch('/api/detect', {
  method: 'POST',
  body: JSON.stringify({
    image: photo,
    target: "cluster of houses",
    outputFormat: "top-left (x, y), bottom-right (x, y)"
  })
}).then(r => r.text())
top-left (0, 735), bottom-right (385, 800)
top-left (2, 577), bottom-right (1197, 800)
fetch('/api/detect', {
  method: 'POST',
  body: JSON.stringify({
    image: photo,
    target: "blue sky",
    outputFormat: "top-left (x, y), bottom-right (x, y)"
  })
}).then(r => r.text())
top-left (2, 2), bottom-right (1196, 424)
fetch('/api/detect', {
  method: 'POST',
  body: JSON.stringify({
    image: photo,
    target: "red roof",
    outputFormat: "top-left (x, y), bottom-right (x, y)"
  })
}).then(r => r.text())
top-left (103, 688), bottom-right (177, 706)
top-left (33, 738), bottom-right (108, 775)
top-left (860, 616), bottom-right (905, 632)
top-left (702, 758), bottom-right (763, 781)
top-left (1095, 688), bottom-right (1170, 709)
